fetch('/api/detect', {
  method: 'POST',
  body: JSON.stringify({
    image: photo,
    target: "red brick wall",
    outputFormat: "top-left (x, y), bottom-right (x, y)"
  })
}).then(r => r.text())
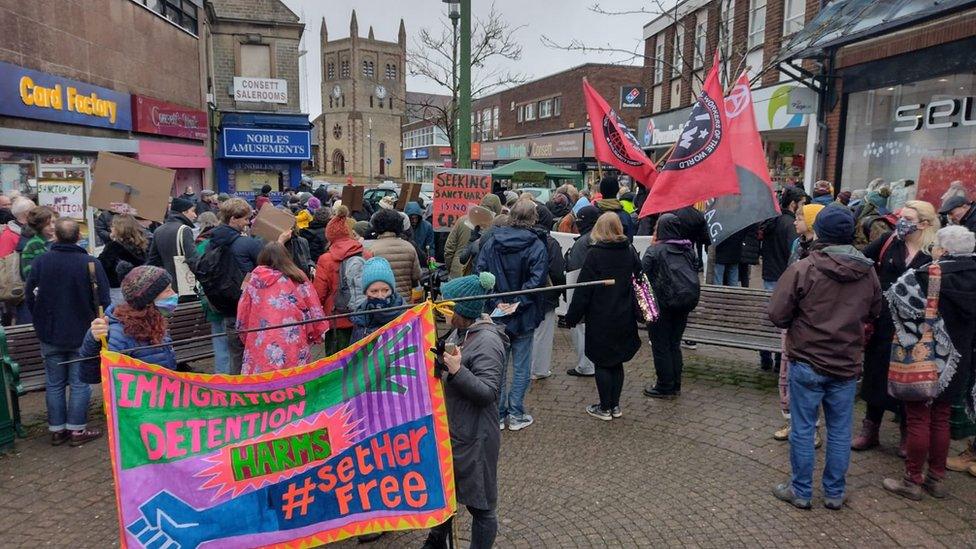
top-left (472, 64), bottom-right (644, 141)
top-left (761, 0), bottom-right (785, 87)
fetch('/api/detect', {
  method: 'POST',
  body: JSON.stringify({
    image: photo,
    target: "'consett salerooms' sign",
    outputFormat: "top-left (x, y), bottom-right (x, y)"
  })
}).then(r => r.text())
top-left (221, 128), bottom-right (311, 160)
top-left (233, 77), bottom-right (289, 104)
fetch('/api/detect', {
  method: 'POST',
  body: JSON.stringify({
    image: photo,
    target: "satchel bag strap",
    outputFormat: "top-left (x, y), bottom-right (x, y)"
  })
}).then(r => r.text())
top-left (176, 225), bottom-right (188, 256)
top-left (923, 263), bottom-right (942, 322)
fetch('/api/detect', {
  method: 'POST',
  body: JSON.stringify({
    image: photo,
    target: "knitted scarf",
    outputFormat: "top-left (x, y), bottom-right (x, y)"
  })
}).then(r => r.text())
top-left (887, 267), bottom-right (961, 402)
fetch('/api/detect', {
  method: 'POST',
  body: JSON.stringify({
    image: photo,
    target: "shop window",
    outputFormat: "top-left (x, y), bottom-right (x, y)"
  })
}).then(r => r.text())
top-left (748, 0), bottom-right (766, 49)
top-left (327, 62), bottom-right (335, 80)
top-left (672, 28), bottom-right (684, 78)
top-left (340, 60), bottom-right (350, 78)
top-left (240, 44), bottom-right (272, 78)
top-left (332, 150), bottom-right (346, 175)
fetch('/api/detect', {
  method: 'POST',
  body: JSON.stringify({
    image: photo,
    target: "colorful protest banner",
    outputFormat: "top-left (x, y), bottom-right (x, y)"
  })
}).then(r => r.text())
top-left (37, 178), bottom-right (85, 220)
top-left (101, 303), bottom-right (455, 548)
top-left (432, 168), bottom-right (491, 231)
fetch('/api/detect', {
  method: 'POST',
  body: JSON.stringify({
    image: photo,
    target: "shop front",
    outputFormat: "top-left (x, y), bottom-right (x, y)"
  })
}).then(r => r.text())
top-left (215, 113), bottom-right (312, 195)
top-left (132, 95), bottom-right (210, 196)
top-left (404, 146), bottom-right (453, 183)
top-left (0, 60), bottom-right (134, 194)
top-left (473, 131), bottom-right (586, 178)
top-left (637, 82), bottom-right (819, 191)
top-left (837, 40), bottom-right (976, 206)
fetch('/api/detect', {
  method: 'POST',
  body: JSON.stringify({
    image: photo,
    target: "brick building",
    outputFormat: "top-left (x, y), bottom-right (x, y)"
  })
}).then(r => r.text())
top-left (206, 0), bottom-right (310, 195)
top-left (317, 11), bottom-right (407, 185)
top-left (469, 63), bottom-right (644, 184)
top-left (640, 0), bottom-right (822, 190)
top-left (0, 0), bottom-right (211, 199)
top-left (401, 91), bottom-right (452, 184)
top-left (778, 1), bottom-right (976, 207)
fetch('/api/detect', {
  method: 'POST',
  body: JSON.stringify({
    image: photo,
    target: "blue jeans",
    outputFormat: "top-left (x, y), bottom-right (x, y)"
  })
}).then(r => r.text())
top-left (763, 279), bottom-right (778, 291)
top-left (713, 263), bottom-right (739, 286)
top-left (788, 361), bottom-right (857, 501)
top-left (498, 331), bottom-right (533, 419)
top-left (41, 342), bottom-right (90, 431)
top-left (210, 319), bottom-right (231, 374)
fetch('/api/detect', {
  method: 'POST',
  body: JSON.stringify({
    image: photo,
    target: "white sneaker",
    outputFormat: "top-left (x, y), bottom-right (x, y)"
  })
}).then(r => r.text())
top-left (499, 419), bottom-right (505, 431)
top-left (507, 414), bottom-right (534, 431)
top-left (530, 370), bottom-right (552, 380)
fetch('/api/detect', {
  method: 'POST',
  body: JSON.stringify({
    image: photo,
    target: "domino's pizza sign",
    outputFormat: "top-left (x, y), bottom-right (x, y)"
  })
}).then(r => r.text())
top-left (620, 86), bottom-right (646, 109)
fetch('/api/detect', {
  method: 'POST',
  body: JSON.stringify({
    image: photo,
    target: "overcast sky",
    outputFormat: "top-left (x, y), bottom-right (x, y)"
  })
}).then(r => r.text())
top-left (283, 0), bottom-right (656, 117)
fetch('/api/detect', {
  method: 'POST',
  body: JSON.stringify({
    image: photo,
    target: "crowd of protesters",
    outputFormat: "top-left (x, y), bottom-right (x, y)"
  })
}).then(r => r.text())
top-left (1, 171), bottom-right (975, 544)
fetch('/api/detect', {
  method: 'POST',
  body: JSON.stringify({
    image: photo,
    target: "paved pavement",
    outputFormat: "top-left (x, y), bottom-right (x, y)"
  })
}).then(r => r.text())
top-left (1, 328), bottom-right (974, 548)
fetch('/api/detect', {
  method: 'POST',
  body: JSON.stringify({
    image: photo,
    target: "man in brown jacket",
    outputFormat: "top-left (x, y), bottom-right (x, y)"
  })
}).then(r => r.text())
top-left (367, 208), bottom-right (421, 299)
top-left (768, 204), bottom-right (882, 511)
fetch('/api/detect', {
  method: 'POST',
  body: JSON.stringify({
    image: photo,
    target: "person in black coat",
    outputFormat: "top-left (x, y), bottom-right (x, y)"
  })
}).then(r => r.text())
top-left (713, 229), bottom-right (745, 286)
top-left (854, 200), bottom-right (938, 453)
top-left (530, 204), bottom-right (566, 380)
top-left (300, 208), bottom-right (330, 264)
top-left (672, 205), bottom-right (712, 271)
top-left (758, 188), bottom-right (804, 370)
top-left (565, 212), bottom-right (642, 420)
top-left (738, 223), bottom-right (761, 288)
top-left (147, 198), bottom-right (198, 294)
top-left (97, 214), bottom-right (149, 304)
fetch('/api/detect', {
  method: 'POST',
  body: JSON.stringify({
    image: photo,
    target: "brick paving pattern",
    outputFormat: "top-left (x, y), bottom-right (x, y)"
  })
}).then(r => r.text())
top-left (1, 328), bottom-right (974, 547)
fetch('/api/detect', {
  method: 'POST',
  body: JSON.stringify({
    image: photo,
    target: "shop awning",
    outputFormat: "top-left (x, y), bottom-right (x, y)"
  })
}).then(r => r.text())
top-left (137, 140), bottom-right (211, 169)
top-left (490, 158), bottom-right (582, 182)
top-left (777, 0), bottom-right (976, 63)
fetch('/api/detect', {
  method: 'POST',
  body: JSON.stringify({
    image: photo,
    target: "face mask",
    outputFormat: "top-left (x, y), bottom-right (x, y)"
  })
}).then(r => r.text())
top-left (154, 295), bottom-right (179, 316)
top-left (895, 218), bottom-right (918, 240)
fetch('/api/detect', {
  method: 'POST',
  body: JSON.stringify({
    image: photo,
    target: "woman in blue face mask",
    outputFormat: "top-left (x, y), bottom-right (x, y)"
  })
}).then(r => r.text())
top-left (80, 264), bottom-right (178, 371)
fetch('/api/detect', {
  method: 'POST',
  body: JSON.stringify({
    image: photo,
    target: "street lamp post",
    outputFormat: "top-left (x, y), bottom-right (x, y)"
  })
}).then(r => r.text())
top-left (444, 0), bottom-right (470, 169)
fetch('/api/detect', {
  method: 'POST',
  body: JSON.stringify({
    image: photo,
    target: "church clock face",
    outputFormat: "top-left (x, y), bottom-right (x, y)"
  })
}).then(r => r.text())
top-left (332, 123), bottom-right (342, 139)
top-left (375, 85), bottom-right (387, 99)
top-left (331, 84), bottom-right (342, 99)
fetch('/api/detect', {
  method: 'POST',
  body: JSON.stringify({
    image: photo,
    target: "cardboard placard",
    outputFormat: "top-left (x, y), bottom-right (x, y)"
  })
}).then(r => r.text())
top-left (37, 178), bottom-right (85, 220)
top-left (396, 182), bottom-right (422, 210)
top-left (250, 202), bottom-right (295, 242)
top-left (90, 152), bottom-right (174, 222)
top-left (340, 185), bottom-right (365, 213)
top-left (432, 168), bottom-right (492, 231)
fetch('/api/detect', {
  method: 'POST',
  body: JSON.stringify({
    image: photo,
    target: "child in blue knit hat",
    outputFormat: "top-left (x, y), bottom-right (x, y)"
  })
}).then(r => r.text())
top-left (351, 257), bottom-right (404, 342)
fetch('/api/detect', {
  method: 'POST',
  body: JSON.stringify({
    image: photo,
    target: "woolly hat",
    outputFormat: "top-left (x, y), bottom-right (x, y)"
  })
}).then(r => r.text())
top-left (599, 175), bottom-right (620, 199)
top-left (170, 197), bottom-right (195, 214)
top-left (260, 184), bottom-right (272, 194)
top-left (326, 210), bottom-right (352, 241)
top-left (800, 204), bottom-right (825, 230)
top-left (217, 192), bottom-right (230, 202)
top-left (813, 204), bottom-right (856, 245)
top-left (361, 257), bottom-right (396, 294)
top-left (441, 272), bottom-right (496, 320)
top-left (575, 205), bottom-right (601, 234)
top-left (120, 265), bottom-right (172, 310)
top-left (813, 180), bottom-right (833, 197)
top-left (353, 220), bottom-right (371, 238)
top-left (307, 196), bottom-right (322, 211)
top-left (836, 191), bottom-right (852, 205)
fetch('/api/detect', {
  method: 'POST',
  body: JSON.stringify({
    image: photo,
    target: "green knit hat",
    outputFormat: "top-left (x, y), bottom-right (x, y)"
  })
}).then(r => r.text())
top-left (441, 272), bottom-right (496, 319)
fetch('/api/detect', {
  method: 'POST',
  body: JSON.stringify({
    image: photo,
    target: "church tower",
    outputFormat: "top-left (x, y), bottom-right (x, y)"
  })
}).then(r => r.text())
top-left (319, 12), bottom-right (406, 183)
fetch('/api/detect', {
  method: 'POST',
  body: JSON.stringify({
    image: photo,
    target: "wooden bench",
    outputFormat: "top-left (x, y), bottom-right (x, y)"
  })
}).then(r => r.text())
top-left (2, 302), bottom-right (215, 392)
top-left (683, 285), bottom-right (782, 353)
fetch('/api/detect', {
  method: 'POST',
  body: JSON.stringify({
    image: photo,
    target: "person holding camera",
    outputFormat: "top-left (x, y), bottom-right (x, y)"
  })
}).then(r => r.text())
top-left (423, 272), bottom-right (505, 549)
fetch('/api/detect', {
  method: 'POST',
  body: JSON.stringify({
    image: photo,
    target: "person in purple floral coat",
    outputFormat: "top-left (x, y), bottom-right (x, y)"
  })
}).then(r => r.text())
top-left (237, 242), bottom-right (328, 374)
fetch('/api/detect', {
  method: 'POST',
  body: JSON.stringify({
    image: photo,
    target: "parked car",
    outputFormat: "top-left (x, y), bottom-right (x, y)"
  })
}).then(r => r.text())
top-left (363, 187), bottom-right (398, 210)
top-left (419, 183), bottom-right (433, 205)
top-left (516, 186), bottom-right (552, 204)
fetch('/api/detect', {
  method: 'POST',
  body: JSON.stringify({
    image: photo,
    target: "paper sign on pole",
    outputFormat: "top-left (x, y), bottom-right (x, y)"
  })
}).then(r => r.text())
top-left (250, 202), bottom-right (296, 242)
top-left (90, 152), bottom-right (175, 223)
top-left (37, 179), bottom-right (85, 220)
top-left (431, 169), bottom-right (492, 231)
top-left (101, 303), bottom-right (456, 548)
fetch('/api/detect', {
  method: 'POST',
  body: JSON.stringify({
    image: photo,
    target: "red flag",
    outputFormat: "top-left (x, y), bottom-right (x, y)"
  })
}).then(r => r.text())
top-left (703, 71), bottom-right (780, 245)
top-left (582, 79), bottom-right (657, 189)
top-left (639, 55), bottom-right (738, 216)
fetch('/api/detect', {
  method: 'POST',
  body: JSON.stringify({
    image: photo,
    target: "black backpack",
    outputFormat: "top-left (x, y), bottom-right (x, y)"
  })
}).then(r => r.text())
top-left (194, 236), bottom-right (246, 317)
top-left (650, 247), bottom-right (700, 312)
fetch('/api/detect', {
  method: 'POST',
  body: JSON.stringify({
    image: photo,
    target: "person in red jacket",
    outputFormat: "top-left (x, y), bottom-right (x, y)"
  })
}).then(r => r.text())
top-left (313, 205), bottom-right (372, 355)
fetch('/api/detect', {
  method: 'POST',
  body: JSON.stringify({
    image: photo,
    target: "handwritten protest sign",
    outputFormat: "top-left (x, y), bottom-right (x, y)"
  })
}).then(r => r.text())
top-left (91, 152), bottom-right (174, 223)
top-left (102, 304), bottom-right (455, 548)
top-left (431, 169), bottom-right (491, 231)
top-left (37, 179), bottom-right (85, 220)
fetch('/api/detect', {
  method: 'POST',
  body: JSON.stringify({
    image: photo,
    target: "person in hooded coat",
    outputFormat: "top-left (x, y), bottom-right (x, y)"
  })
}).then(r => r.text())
top-left (475, 200), bottom-right (548, 432)
top-left (300, 207), bottom-right (331, 264)
top-left (565, 212), bottom-right (642, 420)
top-left (445, 193), bottom-right (503, 279)
top-left (423, 272), bottom-right (506, 549)
top-left (596, 175), bottom-right (635, 241)
top-left (564, 206), bottom-right (601, 377)
top-left (406, 201), bottom-right (434, 261)
top-left (529, 203), bottom-right (566, 380)
top-left (642, 214), bottom-right (701, 398)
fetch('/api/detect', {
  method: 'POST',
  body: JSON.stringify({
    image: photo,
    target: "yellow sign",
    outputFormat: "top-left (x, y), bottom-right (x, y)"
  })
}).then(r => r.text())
top-left (19, 75), bottom-right (119, 124)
